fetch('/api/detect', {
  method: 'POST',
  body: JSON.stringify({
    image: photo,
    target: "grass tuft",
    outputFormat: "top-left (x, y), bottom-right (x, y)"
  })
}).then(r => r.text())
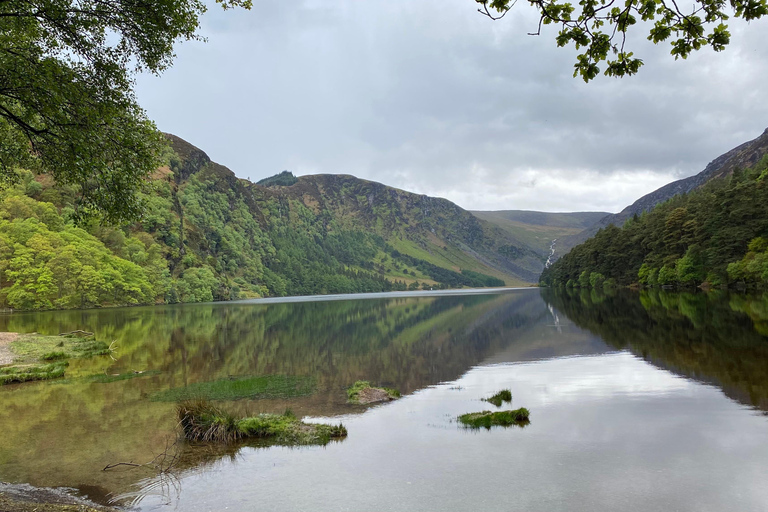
top-left (483, 389), bottom-right (512, 407)
top-left (458, 408), bottom-right (530, 429)
top-left (177, 400), bottom-right (347, 445)
top-left (178, 400), bottom-right (241, 443)
top-left (0, 362), bottom-right (69, 385)
top-left (152, 374), bottom-right (316, 402)
top-left (41, 351), bottom-right (68, 361)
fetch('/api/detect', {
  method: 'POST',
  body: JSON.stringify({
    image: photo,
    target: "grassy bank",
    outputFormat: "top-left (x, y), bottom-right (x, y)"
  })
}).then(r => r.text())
top-left (178, 400), bottom-right (347, 445)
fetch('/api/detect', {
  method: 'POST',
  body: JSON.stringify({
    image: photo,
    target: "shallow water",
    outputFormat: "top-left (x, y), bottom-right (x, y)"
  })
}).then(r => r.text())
top-left (1, 288), bottom-right (768, 511)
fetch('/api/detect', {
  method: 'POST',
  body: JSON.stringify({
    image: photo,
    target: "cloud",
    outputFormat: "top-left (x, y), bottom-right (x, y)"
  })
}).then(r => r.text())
top-left (136, 0), bottom-right (768, 212)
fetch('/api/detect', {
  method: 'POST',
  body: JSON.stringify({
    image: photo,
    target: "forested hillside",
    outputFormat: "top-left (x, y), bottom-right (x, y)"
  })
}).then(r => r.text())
top-left (0, 135), bottom-right (537, 311)
top-left (553, 128), bottom-right (768, 257)
top-left (540, 154), bottom-right (768, 289)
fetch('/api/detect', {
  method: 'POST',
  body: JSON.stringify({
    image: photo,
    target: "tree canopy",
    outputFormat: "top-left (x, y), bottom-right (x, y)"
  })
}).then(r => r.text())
top-left (476, 0), bottom-right (767, 81)
top-left (0, 0), bottom-right (250, 223)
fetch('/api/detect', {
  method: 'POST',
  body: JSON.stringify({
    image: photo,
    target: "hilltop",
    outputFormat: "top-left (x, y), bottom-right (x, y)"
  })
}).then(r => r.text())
top-left (553, 127), bottom-right (768, 257)
top-left (0, 134), bottom-right (545, 311)
top-left (541, 128), bottom-right (768, 289)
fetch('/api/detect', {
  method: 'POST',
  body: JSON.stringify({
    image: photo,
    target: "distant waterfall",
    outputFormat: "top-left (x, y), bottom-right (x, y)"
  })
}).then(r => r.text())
top-left (545, 239), bottom-right (557, 268)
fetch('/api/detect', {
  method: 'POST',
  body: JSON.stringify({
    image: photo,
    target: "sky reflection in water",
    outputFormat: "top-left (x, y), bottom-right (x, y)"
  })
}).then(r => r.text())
top-left (2, 288), bottom-right (768, 511)
top-left (134, 290), bottom-right (768, 512)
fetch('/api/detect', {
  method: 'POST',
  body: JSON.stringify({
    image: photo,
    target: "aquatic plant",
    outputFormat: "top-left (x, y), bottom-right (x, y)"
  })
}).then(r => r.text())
top-left (347, 380), bottom-right (400, 404)
top-left (0, 333), bottom-right (114, 386)
top-left (177, 400), bottom-right (347, 445)
top-left (0, 362), bottom-right (69, 385)
top-left (483, 389), bottom-right (512, 407)
top-left (458, 408), bottom-right (530, 429)
top-left (10, 333), bottom-right (112, 362)
top-left (152, 374), bottom-right (316, 402)
top-left (41, 351), bottom-right (69, 361)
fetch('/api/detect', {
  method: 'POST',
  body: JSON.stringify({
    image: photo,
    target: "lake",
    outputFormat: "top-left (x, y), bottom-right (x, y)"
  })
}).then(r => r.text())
top-left (1, 287), bottom-right (767, 511)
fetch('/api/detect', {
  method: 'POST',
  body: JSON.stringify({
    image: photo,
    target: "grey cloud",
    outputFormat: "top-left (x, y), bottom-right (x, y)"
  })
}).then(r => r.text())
top-left (136, 0), bottom-right (768, 212)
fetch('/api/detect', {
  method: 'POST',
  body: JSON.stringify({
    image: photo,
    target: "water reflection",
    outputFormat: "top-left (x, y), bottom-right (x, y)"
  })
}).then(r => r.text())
top-left (0, 290), bottom-right (551, 501)
top-left (542, 288), bottom-right (768, 412)
top-left (2, 287), bottom-right (768, 510)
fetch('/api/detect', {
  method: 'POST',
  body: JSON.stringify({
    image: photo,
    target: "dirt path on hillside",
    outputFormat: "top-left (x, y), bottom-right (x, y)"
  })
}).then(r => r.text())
top-left (0, 332), bottom-right (19, 365)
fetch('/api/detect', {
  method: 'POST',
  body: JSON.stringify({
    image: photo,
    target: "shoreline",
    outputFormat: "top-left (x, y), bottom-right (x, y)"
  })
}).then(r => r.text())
top-left (0, 482), bottom-right (120, 512)
top-left (0, 286), bottom-right (539, 315)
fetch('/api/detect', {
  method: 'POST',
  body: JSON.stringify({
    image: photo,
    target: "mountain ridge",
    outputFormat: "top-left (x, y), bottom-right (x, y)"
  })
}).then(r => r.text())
top-left (555, 127), bottom-right (768, 257)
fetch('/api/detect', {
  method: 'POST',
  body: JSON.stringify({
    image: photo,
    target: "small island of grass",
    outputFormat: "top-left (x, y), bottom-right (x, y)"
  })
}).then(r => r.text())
top-left (458, 408), bottom-right (530, 429)
top-left (178, 400), bottom-right (347, 446)
top-left (347, 380), bottom-right (400, 404)
top-left (483, 389), bottom-right (512, 407)
top-left (0, 331), bottom-right (112, 385)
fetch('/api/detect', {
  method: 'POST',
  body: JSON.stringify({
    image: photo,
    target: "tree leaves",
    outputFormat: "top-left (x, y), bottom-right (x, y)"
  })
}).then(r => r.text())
top-left (0, 0), bottom-right (250, 223)
top-left (475, 0), bottom-right (767, 81)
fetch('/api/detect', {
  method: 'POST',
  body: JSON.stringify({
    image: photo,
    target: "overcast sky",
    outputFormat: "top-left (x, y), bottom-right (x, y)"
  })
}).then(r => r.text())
top-left (135, 0), bottom-right (768, 213)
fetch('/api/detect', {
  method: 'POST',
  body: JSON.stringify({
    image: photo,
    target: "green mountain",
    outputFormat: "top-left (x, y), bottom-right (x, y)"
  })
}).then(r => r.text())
top-left (0, 135), bottom-right (543, 311)
top-left (554, 127), bottom-right (768, 258)
top-left (540, 148), bottom-right (768, 288)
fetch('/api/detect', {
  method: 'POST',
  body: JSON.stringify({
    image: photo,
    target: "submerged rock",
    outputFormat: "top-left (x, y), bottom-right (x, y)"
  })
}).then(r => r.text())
top-left (347, 380), bottom-right (401, 404)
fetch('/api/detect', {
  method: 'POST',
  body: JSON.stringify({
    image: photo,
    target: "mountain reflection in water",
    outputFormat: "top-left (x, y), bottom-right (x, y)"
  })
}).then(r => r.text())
top-left (0, 288), bottom-right (767, 510)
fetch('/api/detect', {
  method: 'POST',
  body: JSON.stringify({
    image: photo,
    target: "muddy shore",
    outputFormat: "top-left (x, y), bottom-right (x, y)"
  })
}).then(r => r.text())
top-left (0, 483), bottom-right (120, 512)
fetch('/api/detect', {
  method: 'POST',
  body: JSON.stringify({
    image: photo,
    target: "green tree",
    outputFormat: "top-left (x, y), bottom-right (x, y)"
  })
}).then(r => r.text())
top-left (578, 270), bottom-right (590, 288)
top-left (0, 0), bottom-right (250, 223)
top-left (476, 0), bottom-right (766, 81)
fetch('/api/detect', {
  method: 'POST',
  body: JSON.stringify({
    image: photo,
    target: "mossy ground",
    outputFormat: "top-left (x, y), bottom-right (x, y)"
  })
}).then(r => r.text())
top-left (0, 333), bottom-right (111, 385)
top-left (458, 408), bottom-right (530, 429)
top-left (483, 389), bottom-right (512, 407)
top-left (10, 333), bottom-right (111, 362)
top-left (347, 380), bottom-right (401, 403)
top-left (177, 400), bottom-right (347, 445)
top-left (151, 374), bottom-right (316, 402)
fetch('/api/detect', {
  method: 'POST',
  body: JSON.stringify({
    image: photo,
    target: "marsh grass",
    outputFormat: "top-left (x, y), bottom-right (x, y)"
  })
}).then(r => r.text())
top-left (10, 333), bottom-right (111, 362)
top-left (347, 380), bottom-right (401, 403)
top-left (0, 361), bottom-right (69, 385)
top-left (41, 351), bottom-right (68, 361)
top-left (483, 389), bottom-right (512, 407)
top-left (177, 400), bottom-right (347, 445)
top-left (1, 333), bottom-right (113, 386)
top-left (458, 408), bottom-right (530, 429)
top-left (152, 374), bottom-right (316, 402)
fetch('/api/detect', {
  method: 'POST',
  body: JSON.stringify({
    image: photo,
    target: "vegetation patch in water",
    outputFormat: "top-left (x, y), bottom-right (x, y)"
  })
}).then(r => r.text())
top-left (178, 400), bottom-right (347, 445)
top-left (458, 408), bottom-right (530, 429)
top-left (0, 362), bottom-right (69, 385)
top-left (152, 374), bottom-right (316, 402)
top-left (483, 389), bottom-right (512, 407)
top-left (347, 380), bottom-right (401, 404)
top-left (10, 333), bottom-right (111, 362)
top-left (0, 332), bottom-right (112, 386)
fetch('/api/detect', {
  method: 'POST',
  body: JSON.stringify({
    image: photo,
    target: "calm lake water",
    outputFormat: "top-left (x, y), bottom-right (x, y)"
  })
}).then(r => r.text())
top-left (1, 288), bottom-right (768, 511)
